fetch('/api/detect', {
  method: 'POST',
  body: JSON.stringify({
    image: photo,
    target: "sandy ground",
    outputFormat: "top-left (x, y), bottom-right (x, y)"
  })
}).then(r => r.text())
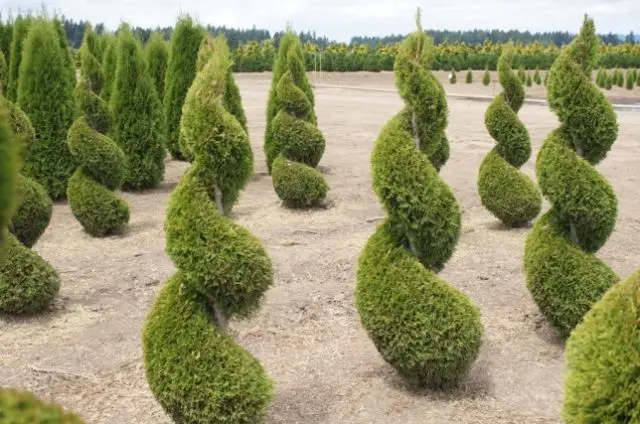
top-left (1, 72), bottom-right (639, 424)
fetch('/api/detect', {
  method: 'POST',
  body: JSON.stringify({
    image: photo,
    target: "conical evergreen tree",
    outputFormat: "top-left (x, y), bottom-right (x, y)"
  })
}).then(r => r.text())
top-left (625, 69), bottom-right (635, 90)
top-left (53, 17), bottom-right (77, 89)
top-left (450, 68), bottom-right (457, 84)
top-left (605, 73), bottom-right (613, 89)
top-left (534, 66), bottom-right (542, 85)
top-left (146, 31), bottom-right (169, 104)
top-left (144, 47), bottom-right (274, 423)
top-left (17, 18), bottom-right (76, 200)
top-left (524, 15), bottom-right (619, 337)
top-left (562, 270), bottom-right (640, 422)
top-left (525, 73), bottom-right (533, 87)
top-left (518, 65), bottom-right (526, 83)
top-left (615, 69), bottom-right (624, 87)
top-left (465, 68), bottom-right (473, 83)
top-left (267, 30), bottom-right (328, 207)
top-left (0, 50), bottom-right (7, 94)
top-left (7, 15), bottom-right (32, 102)
top-left (595, 67), bottom-right (606, 88)
top-left (163, 15), bottom-right (203, 160)
top-left (636, 68), bottom-right (640, 85)
top-left (482, 66), bottom-right (491, 86)
top-left (67, 29), bottom-right (129, 236)
top-left (478, 44), bottom-right (542, 226)
top-left (109, 24), bottom-right (165, 191)
top-left (101, 35), bottom-right (117, 102)
top-left (0, 19), bottom-right (12, 67)
top-left (356, 9), bottom-right (482, 389)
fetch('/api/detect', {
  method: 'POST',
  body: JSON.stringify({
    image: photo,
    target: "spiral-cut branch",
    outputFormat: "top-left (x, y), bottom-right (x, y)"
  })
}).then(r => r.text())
top-left (355, 10), bottom-right (482, 389)
top-left (524, 15), bottom-right (619, 337)
top-left (67, 36), bottom-right (129, 237)
top-left (144, 48), bottom-right (274, 424)
top-left (266, 31), bottom-right (328, 208)
top-left (478, 44), bottom-right (541, 226)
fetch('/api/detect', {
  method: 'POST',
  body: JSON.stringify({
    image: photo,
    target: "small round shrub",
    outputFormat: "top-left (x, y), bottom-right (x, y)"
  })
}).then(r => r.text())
top-left (524, 15), bottom-right (619, 337)
top-left (478, 44), bottom-right (542, 226)
top-left (144, 47), bottom-right (274, 424)
top-left (356, 10), bottom-right (482, 389)
top-left (267, 30), bottom-right (328, 208)
top-left (0, 388), bottom-right (85, 423)
top-left (562, 270), bottom-right (640, 423)
top-left (67, 33), bottom-right (129, 237)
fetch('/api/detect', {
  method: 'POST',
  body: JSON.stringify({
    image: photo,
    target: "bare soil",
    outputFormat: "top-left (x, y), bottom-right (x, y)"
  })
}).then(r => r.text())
top-left (1, 72), bottom-right (639, 424)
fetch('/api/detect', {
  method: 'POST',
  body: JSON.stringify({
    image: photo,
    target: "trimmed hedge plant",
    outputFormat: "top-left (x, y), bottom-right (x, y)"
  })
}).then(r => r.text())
top-left (163, 15), bottom-right (203, 160)
top-left (0, 388), bottom-right (86, 423)
top-left (109, 24), bottom-right (165, 191)
top-left (67, 30), bottom-right (129, 236)
top-left (17, 18), bottom-right (76, 200)
top-left (562, 270), bottom-right (640, 422)
top-left (143, 44), bottom-right (274, 424)
top-left (355, 10), bottom-right (483, 389)
top-left (266, 30), bottom-right (328, 208)
top-left (524, 15), bottom-right (619, 338)
top-left (478, 44), bottom-right (541, 226)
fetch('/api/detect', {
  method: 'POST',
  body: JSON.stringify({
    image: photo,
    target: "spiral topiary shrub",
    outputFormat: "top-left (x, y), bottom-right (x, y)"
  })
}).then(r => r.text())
top-left (143, 45), bottom-right (274, 424)
top-left (109, 24), bottom-right (165, 191)
top-left (163, 15), bottom-right (203, 160)
top-left (2, 97), bottom-right (52, 247)
top-left (67, 32), bottom-right (129, 237)
top-left (524, 15), bottom-right (620, 338)
top-left (266, 30), bottom-right (328, 208)
top-left (478, 44), bottom-right (542, 226)
top-left (355, 10), bottom-right (482, 389)
top-left (0, 388), bottom-right (86, 423)
top-left (146, 31), bottom-right (169, 103)
top-left (0, 103), bottom-right (18, 254)
top-left (562, 270), bottom-right (640, 422)
top-left (17, 18), bottom-right (76, 200)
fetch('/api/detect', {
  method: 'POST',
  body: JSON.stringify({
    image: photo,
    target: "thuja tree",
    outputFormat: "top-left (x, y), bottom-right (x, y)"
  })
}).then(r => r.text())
top-left (101, 35), bottom-right (117, 102)
top-left (146, 31), bottom-right (169, 103)
top-left (482, 67), bottom-right (491, 86)
top-left (562, 270), bottom-right (640, 422)
top-left (110, 25), bottom-right (165, 191)
top-left (465, 68), bottom-right (473, 83)
top-left (143, 48), bottom-right (274, 424)
top-left (625, 68), bottom-right (635, 90)
top-left (0, 103), bottom-right (18, 254)
top-left (478, 44), bottom-right (542, 226)
top-left (450, 69), bottom-right (457, 83)
top-left (163, 15), bottom-right (203, 160)
top-left (67, 31), bottom-right (129, 236)
top-left (7, 15), bottom-right (31, 102)
top-left (524, 15), bottom-right (619, 337)
top-left (4, 97), bottom-right (52, 248)
top-left (0, 51), bottom-right (7, 93)
top-left (17, 19), bottom-right (76, 200)
top-left (355, 10), bottom-right (482, 389)
top-left (596, 68), bottom-right (606, 87)
top-left (267, 30), bottom-right (328, 207)
top-left (0, 96), bottom-right (59, 314)
top-left (0, 389), bottom-right (86, 423)
top-left (534, 66), bottom-right (542, 85)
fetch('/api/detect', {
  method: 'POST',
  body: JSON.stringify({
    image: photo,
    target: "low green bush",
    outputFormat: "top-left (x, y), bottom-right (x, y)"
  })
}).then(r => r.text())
top-left (271, 155), bottom-right (327, 208)
top-left (0, 388), bottom-right (85, 423)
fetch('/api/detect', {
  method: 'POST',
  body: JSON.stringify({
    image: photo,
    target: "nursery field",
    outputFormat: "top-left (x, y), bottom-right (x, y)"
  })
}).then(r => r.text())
top-left (1, 72), bottom-right (640, 423)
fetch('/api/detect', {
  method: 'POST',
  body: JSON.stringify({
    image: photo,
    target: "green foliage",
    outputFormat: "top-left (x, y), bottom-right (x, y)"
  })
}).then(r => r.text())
top-left (533, 67), bottom-right (541, 84)
top-left (356, 10), bottom-right (482, 389)
top-left (449, 69), bottom-right (457, 84)
top-left (465, 68), bottom-right (472, 83)
top-left (146, 31), bottom-right (169, 103)
top-left (267, 30), bottom-right (328, 207)
top-left (595, 67), bottom-right (606, 87)
top-left (525, 72), bottom-right (533, 87)
top-left (67, 36), bottom-right (129, 237)
top-left (478, 45), bottom-right (541, 226)
top-left (0, 388), bottom-right (86, 423)
top-left (625, 68), bottom-right (635, 90)
top-left (17, 19), bottom-right (76, 200)
top-left (144, 50), bottom-right (274, 423)
top-left (637, 68), bottom-right (640, 85)
top-left (0, 105), bottom-right (19, 254)
top-left (482, 67), bottom-right (491, 86)
top-left (517, 65), bottom-right (526, 83)
top-left (163, 15), bottom-right (203, 160)
top-left (615, 68), bottom-right (624, 86)
top-left (101, 35), bottom-right (117, 102)
top-left (0, 50), bottom-right (7, 94)
top-left (79, 28), bottom-right (104, 94)
top-left (525, 15), bottom-right (619, 337)
top-left (53, 17), bottom-right (77, 92)
top-left (7, 16), bottom-right (31, 101)
top-left (605, 73), bottom-right (613, 89)
top-left (562, 270), bottom-right (640, 423)
top-left (110, 24), bottom-right (165, 191)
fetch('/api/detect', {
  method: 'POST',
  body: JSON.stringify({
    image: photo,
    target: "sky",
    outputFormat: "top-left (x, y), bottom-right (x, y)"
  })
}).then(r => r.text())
top-left (3, 0), bottom-right (639, 42)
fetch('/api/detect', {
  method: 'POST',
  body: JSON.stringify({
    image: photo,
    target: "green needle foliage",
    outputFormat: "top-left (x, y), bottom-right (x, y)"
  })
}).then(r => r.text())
top-left (534, 66), bottom-right (542, 84)
top-left (605, 73), bottom-right (613, 89)
top-left (17, 18), bottom-right (76, 200)
top-left (525, 73), bottom-right (533, 87)
top-left (482, 67), bottom-right (491, 86)
top-left (636, 68), bottom-right (640, 85)
top-left (356, 9), bottom-right (482, 389)
top-left (101, 35), bottom-right (117, 102)
top-left (7, 15), bottom-right (31, 102)
top-left (615, 69), bottom-right (624, 87)
top-left (562, 270), bottom-right (640, 423)
top-left (465, 68), bottom-right (473, 83)
top-left (625, 68), bottom-right (635, 90)
top-left (478, 44), bottom-right (542, 226)
top-left (144, 48), bottom-right (274, 424)
top-left (267, 30), bottom-right (328, 207)
top-left (0, 388), bottom-right (86, 423)
top-left (3, 97), bottom-right (52, 248)
top-left (450, 68), bottom-right (457, 83)
top-left (163, 15), bottom-right (203, 160)
top-left (0, 103), bottom-right (18, 255)
top-left (524, 15), bottom-right (619, 338)
top-left (146, 31), bottom-right (169, 103)
top-left (595, 67), bottom-right (606, 87)
top-left (0, 51), bottom-right (7, 93)
top-left (67, 30), bottom-right (129, 236)
top-left (109, 24), bottom-right (165, 191)
top-left (518, 65), bottom-right (526, 83)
